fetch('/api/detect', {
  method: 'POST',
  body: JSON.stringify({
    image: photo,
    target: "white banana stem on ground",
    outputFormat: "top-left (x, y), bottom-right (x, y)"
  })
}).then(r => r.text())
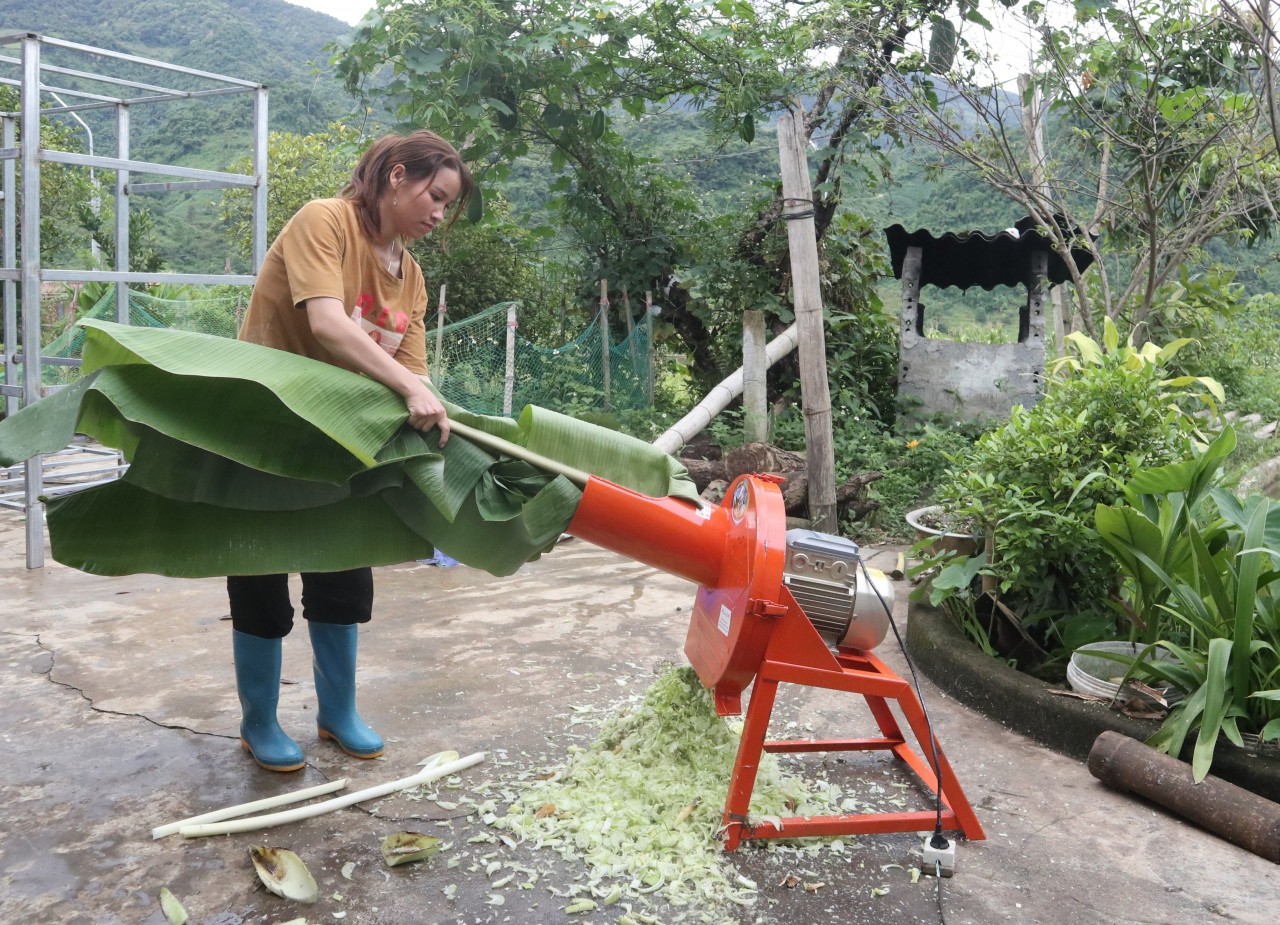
top-left (152, 778), bottom-right (350, 839)
top-left (178, 752), bottom-right (486, 838)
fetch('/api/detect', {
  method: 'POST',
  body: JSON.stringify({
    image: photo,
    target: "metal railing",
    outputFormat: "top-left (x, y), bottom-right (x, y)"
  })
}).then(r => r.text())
top-left (0, 32), bottom-right (267, 567)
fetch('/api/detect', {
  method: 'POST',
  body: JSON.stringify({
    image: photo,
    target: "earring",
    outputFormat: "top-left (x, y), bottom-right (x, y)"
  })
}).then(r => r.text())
top-left (393, 195), bottom-right (398, 206)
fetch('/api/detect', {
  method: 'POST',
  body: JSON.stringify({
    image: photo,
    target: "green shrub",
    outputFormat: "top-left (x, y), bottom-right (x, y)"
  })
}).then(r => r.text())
top-left (1154, 276), bottom-right (1280, 421)
top-left (933, 319), bottom-right (1222, 673)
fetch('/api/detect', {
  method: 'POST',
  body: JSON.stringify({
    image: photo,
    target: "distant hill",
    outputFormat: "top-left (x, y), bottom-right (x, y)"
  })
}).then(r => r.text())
top-left (0, 0), bottom-right (352, 136)
top-left (0, 0), bottom-right (354, 271)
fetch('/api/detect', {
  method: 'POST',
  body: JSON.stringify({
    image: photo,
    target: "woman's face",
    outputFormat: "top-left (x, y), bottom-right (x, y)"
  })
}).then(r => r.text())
top-left (388, 167), bottom-right (463, 241)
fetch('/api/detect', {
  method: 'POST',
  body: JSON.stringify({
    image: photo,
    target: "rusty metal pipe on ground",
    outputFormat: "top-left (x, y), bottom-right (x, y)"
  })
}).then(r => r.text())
top-left (1087, 731), bottom-right (1280, 863)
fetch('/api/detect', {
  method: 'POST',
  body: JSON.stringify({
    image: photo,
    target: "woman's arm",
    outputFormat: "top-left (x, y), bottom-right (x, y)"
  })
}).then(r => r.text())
top-left (305, 296), bottom-right (449, 446)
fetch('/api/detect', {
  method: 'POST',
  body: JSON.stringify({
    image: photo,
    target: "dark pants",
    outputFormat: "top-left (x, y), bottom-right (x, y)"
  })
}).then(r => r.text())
top-left (227, 568), bottom-right (374, 639)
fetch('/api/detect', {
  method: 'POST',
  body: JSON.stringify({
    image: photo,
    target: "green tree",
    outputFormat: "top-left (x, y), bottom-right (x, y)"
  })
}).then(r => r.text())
top-left (0, 89), bottom-right (96, 266)
top-left (77, 202), bottom-right (167, 274)
top-left (333, 0), bottom-right (950, 383)
top-left (868, 0), bottom-right (1278, 340)
top-left (412, 196), bottom-right (543, 323)
top-left (221, 123), bottom-right (544, 320)
top-left (220, 122), bottom-right (365, 266)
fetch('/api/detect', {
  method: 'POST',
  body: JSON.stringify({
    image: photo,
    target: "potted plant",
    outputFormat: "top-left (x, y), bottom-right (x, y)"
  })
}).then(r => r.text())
top-left (905, 504), bottom-right (982, 557)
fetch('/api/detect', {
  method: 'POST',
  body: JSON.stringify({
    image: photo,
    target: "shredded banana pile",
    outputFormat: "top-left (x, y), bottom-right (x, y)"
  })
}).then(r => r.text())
top-left (488, 667), bottom-right (849, 912)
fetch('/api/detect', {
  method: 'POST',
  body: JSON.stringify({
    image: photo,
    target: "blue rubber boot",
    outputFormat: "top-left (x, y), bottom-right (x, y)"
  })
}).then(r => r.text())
top-left (232, 630), bottom-right (305, 772)
top-left (308, 622), bottom-right (384, 759)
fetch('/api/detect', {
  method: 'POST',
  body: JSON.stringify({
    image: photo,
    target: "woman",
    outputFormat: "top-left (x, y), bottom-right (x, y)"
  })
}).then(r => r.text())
top-left (229, 130), bottom-right (473, 772)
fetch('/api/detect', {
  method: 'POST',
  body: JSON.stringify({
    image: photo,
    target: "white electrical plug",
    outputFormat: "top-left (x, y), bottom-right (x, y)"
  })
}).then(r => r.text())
top-left (921, 833), bottom-right (956, 877)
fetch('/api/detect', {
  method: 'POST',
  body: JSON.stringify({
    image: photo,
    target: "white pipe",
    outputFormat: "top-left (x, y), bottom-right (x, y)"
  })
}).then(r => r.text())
top-left (151, 778), bottom-right (349, 840)
top-left (178, 752), bottom-right (486, 838)
top-left (652, 321), bottom-right (800, 456)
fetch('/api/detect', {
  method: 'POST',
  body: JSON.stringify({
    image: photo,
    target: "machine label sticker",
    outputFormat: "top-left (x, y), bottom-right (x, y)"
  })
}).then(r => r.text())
top-left (717, 604), bottom-right (732, 636)
top-left (731, 482), bottom-right (748, 524)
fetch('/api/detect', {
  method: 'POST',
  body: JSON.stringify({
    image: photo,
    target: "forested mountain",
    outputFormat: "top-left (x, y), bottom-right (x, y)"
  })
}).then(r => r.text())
top-left (0, 0), bottom-right (351, 135)
top-left (1, 0), bottom-right (353, 271)
top-left (7, 1), bottom-right (1274, 319)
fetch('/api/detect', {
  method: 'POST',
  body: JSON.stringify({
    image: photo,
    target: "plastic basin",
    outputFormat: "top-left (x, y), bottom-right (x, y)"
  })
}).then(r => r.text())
top-left (1067, 641), bottom-right (1182, 705)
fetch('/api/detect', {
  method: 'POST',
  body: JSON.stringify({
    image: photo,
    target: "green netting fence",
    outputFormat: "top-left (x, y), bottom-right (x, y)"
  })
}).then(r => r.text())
top-left (8, 288), bottom-right (653, 417)
top-left (428, 300), bottom-right (653, 416)
top-left (44, 288), bottom-right (242, 356)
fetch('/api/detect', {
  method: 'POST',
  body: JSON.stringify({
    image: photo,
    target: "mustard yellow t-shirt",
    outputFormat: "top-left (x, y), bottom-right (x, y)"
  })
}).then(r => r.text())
top-left (238, 198), bottom-right (429, 374)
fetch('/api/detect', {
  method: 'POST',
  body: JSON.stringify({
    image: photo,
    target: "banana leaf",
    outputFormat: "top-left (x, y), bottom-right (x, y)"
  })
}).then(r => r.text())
top-left (0, 321), bottom-right (697, 578)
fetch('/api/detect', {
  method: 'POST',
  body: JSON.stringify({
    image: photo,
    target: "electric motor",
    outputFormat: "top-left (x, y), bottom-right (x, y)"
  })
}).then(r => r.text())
top-left (782, 528), bottom-right (893, 650)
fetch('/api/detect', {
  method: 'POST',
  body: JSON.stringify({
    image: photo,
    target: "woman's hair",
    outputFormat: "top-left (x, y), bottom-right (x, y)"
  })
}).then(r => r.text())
top-left (341, 130), bottom-right (474, 239)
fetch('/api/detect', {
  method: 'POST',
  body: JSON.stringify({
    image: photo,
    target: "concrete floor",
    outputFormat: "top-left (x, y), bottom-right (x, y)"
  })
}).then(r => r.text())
top-left (1, 510), bottom-right (1276, 925)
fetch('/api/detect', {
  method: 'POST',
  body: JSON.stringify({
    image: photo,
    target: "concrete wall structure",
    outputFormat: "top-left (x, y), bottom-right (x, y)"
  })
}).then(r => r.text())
top-left (897, 243), bottom-right (1048, 421)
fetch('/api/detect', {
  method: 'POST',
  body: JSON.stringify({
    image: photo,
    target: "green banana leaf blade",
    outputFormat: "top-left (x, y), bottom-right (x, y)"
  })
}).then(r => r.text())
top-left (0, 321), bottom-right (696, 578)
top-left (47, 480), bottom-right (438, 577)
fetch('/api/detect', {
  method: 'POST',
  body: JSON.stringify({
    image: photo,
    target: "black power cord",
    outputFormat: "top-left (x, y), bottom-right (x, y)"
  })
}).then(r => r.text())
top-left (857, 556), bottom-right (950, 925)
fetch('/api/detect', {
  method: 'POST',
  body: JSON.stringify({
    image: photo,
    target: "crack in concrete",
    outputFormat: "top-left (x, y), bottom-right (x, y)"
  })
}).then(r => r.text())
top-left (24, 630), bottom-right (237, 742)
top-left (15, 634), bottom-right (458, 824)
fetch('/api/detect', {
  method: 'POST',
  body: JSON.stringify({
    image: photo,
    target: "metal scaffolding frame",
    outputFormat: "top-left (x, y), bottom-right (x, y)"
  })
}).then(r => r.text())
top-left (0, 32), bottom-right (268, 567)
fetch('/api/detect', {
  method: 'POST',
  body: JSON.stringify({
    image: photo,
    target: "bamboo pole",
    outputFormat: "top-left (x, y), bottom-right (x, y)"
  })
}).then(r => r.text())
top-left (652, 321), bottom-right (799, 456)
top-left (645, 291), bottom-right (655, 405)
top-left (623, 286), bottom-right (640, 400)
top-left (432, 284), bottom-right (447, 382)
top-left (777, 108), bottom-right (837, 532)
top-left (503, 303), bottom-right (517, 415)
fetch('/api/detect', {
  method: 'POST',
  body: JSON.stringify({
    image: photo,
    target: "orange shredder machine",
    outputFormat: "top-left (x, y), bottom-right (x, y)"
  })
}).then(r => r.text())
top-left (565, 472), bottom-right (986, 850)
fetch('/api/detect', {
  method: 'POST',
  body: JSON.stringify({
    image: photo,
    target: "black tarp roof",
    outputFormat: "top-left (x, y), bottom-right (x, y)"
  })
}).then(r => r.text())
top-left (885, 218), bottom-right (1096, 290)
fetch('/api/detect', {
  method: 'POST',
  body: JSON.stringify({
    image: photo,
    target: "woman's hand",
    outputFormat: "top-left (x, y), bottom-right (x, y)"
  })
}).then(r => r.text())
top-left (404, 378), bottom-right (450, 445)
top-left (304, 297), bottom-right (450, 446)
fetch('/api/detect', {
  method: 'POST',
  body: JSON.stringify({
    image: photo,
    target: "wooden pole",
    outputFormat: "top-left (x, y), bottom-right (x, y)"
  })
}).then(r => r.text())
top-left (599, 278), bottom-right (612, 412)
top-left (1088, 731), bottom-right (1280, 863)
top-left (623, 286), bottom-right (638, 367)
top-left (742, 309), bottom-right (768, 444)
top-left (432, 284), bottom-right (447, 382)
top-left (776, 108), bottom-right (837, 532)
top-left (503, 302), bottom-right (517, 415)
top-left (645, 290), bottom-right (655, 405)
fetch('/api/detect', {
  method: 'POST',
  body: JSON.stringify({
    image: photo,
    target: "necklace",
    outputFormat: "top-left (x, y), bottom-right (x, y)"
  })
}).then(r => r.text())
top-left (382, 241), bottom-right (401, 275)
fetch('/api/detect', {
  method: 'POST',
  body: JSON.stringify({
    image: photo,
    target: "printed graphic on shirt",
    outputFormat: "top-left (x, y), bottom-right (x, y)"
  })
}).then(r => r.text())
top-left (351, 292), bottom-right (409, 356)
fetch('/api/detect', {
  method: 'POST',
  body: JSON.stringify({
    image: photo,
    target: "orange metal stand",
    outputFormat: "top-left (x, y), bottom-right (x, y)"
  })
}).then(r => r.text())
top-left (717, 588), bottom-right (986, 848)
top-left (568, 473), bottom-right (986, 850)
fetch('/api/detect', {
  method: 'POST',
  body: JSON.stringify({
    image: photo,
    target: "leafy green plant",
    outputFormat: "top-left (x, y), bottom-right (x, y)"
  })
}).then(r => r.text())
top-left (1094, 428), bottom-right (1280, 780)
top-left (932, 319), bottom-right (1222, 672)
top-left (912, 551), bottom-right (1006, 661)
top-left (1094, 428), bottom-right (1237, 645)
top-left (1171, 290), bottom-right (1280, 422)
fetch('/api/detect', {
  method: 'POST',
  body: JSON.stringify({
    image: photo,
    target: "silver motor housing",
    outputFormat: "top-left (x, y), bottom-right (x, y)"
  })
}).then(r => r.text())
top-left (782, 529), bottom-right (893, 651)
